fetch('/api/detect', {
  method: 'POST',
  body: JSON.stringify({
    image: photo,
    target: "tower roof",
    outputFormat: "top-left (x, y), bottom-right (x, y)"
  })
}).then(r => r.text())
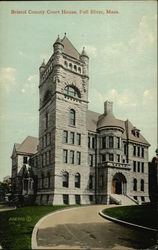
top-left (54, 35), bottom-right (63, 46)
top-left (61, 35), bottom-right (80, 60)
top-left (81, 47), bottom-right (89, 58)
top-left (97, 112), bottom-right (124, 130)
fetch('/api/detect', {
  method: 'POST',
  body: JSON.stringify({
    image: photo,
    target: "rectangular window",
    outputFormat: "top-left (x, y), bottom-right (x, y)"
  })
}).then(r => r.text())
top-left (43, 153), bottom-right (46, 166)
top-left (47, 151), bottom-right (49, 165)
top-left (100, 175), bottom-right (104, 187)
top-left (141, 162), bottom-right (144, 173)
top-left (133, 161), bottom-right (136, 172)
top-left (41, 155), bottom-right (43, 167)
top-left (76, 133), bottom-right (81, 145)
top-left (76, 152), bottom-right (81, 165)
top-left (45, 113), bottom-right (49, 129)
top-left (45, 152), bottom-right (47, 166)
top-left (63, 149), bottom-right (68, 163)
top-left (70, 132), bottom-right (74, 144)
top-left (45, 134), bottom-right (47, 146)
top-left (62, 130), bottom-right (68, 144)
top-left (137, 162), bottom-right (140, 172)
top-left (88, 136), bottom-right (91, 148)
top-left (23, 156), bottom-right (27, 164)
top-left (117, 137), bottom-right (120, 148)
top-left (89, 195), bottom-right (93, 202)
top-left (89, 175), bottom-right (93, 189)
top-left (141, 148), bottom-right (144, 158)
top-left (109, 136), bottom-right (113, 148)
top-left (92, 137), bottom-right (95, 149)
top-left (133, 145), bottom-right (136, 156)
top-left (124, 143), bottom-right (127, 155)
top-left (47, 133), bottom-right (51, 145)
top-left (45, 135), bottom-right (47, 147)
top-left (138, 147), bottom-right (140, 157)
top-left (109, 153), bottom-right (114, 161)
top-left (102, 137), bottom-right (106, 149)
top-left (63, 194), bottom-right (69, 205)
top-left (102, 154), bottom-right (106, 162)
top-left (42, 137), bottom-right (44, 149)
top-left (88, 154), bottom-right (93, 166)
top-left (75, 195), bottom-right (80, 205)
top-left (49, 150), bottom-right (51, 164)
top-left (70, 150), bottom-right (74, 164)
top-left (117, 154), bottom-right (120, 162)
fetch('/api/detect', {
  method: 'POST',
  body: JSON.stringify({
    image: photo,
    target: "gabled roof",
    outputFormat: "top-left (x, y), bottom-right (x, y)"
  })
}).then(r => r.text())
top-left (15, 136), bottom-right (38, 155)
top-left (61, 36), bottom-right (80, 60)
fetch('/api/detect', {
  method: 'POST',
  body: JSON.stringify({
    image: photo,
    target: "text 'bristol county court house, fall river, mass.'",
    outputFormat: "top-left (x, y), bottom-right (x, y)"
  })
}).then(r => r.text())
top-left (10, 9), bottom-right (119, 15)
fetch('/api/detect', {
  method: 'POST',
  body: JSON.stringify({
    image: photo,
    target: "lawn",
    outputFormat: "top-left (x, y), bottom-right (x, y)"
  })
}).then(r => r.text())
top-left (103, 204), bottom-right (158, 230)
top-left (0, 205), bottom-right (70, 250)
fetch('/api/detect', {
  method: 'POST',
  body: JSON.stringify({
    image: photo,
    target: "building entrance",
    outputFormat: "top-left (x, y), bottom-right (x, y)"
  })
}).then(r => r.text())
top-left (112, 173), bottom-right (127, 195)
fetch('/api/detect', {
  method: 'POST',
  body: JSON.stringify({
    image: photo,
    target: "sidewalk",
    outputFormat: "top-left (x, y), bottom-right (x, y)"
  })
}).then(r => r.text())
top-left (0, 204), bottom-right (16, 212)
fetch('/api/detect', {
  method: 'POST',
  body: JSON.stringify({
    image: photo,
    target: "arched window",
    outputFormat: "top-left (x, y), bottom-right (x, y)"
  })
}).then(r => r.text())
top-left (89, 175), bottom-right (93, 189)
top-left (74, 65), bottom-right (77, 71)
top-left (141, 179), bottom-right (144, 191)
top-left (69, 109), bottom-right (75, 126)
top-left (64, 85), bottom-right (81, 98)
top-left (75, 173), bottom-right (80, 188)
top-left (78, 67), bottom-right (81, 73)
top-left (133, 178), bottom-right (137, 191)
top-left (64, 61), bottom-right (68, 67)
top-left (69, 63), bottom-right (72, 70)
top-left (62, 172), bottom-right (69, 188)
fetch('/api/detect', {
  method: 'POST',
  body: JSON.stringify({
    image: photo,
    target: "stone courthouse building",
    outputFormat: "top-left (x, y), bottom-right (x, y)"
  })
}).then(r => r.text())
top-left (11, 35), bottom-right (150, 205)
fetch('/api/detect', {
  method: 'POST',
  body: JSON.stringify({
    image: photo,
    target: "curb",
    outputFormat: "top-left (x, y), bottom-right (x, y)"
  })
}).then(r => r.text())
top-left (99, 210), bottom-right (158, 232)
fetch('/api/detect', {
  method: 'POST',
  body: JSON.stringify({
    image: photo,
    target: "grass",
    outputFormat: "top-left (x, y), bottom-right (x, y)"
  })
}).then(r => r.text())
top-left (103, 204), bottom-right (158, 230)
top-left (0, 205), bottom-right (71, 250)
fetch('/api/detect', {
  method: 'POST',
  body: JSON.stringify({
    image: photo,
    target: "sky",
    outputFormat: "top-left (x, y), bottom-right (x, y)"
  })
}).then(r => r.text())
top-left (0, 1), bottom-right (157, 181)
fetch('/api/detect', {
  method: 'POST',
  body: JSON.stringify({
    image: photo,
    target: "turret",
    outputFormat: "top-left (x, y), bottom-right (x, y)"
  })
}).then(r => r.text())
top-left (53, 35), bottom-right (64, 54)
top-left (80, 47), bottom-right (89, 76)
top-left (39, 59), bottom-right (46, 78)
top-left (80, 47), bottom-right (89, 63)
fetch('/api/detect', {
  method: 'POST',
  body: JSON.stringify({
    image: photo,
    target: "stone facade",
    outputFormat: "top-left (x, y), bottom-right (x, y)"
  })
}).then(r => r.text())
top-left (11, 35), bottom-right (150, 205)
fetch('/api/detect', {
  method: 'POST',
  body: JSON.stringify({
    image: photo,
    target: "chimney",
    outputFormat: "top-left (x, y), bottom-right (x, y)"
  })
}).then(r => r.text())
top-left (104, 101), bottom-right (113, 115)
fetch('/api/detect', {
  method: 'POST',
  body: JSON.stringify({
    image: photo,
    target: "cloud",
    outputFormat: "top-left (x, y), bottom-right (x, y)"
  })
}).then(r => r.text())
top-left (129, 15), bottom-right (156, 51)
top-left (0, 67), bottom-right (17, 92)
top-left (21, 74), bottom-right (38, 95)
top-left (89, 87), bottom-right (137, 112)
top-left (18, 51), bottom-right (25, 56)
top-left (0, 111), bottom-right (38, 124)
top-left (104, 42), bottom-right (125, 58)
top-left (143, 89), bottom-right (156, 105)
top-left (108, 88), bottom-right (137, 107)
top-left (102, 14), bottom-right (157, 75)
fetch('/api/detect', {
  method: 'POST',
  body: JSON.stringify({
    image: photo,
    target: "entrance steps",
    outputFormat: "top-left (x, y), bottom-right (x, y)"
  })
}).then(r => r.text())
top-left (110, 194), bottom-right (138, 205)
